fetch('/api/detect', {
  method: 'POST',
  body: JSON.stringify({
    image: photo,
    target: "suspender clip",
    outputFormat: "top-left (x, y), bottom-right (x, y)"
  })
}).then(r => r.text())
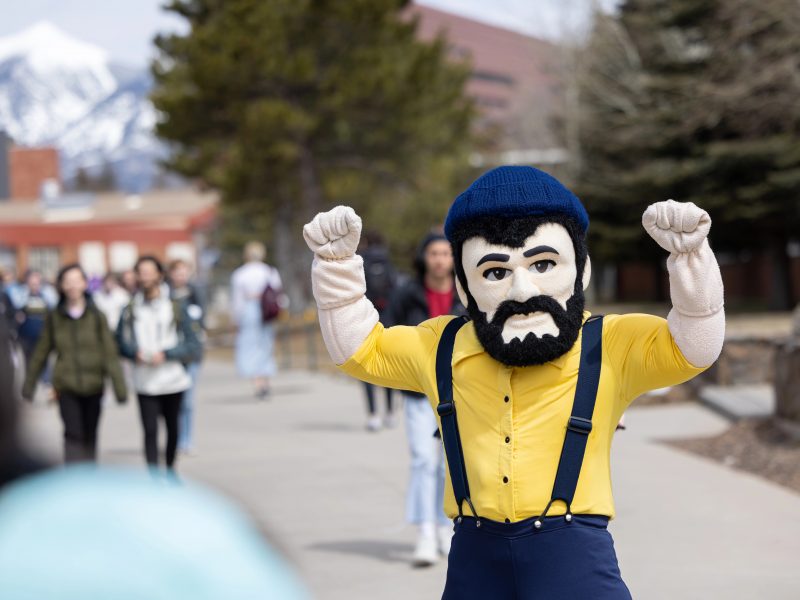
top-left (437, 402), bottom-right (455, 417)
top-left (567, 415), bottom-right (593, 435)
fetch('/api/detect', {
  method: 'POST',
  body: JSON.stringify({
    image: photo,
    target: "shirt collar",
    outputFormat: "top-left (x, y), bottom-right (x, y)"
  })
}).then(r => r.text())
top-left (453, 311), bottom-right (592, 369)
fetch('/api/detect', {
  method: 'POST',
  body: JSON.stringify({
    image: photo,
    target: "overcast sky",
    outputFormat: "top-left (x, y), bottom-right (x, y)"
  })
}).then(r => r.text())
top-left (0, 0), bottom-right (619, 67)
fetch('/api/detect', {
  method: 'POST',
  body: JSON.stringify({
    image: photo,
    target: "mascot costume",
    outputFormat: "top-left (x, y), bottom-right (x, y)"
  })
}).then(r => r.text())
top-left (303, 166), bottom-right (724, 599)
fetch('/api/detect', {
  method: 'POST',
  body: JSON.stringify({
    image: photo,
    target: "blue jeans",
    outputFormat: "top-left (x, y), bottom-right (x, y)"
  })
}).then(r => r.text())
top-left (443, 514), bottom-right (632, 599)
top-left (178, 362), bottom-right (201, 451)
top-left (404, 394), bottom-right (449, 527)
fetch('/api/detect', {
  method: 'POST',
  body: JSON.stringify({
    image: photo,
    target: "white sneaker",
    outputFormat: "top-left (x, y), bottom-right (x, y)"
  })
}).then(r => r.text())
top-left (383, 414), bottom-right (397, 429)
top-left (437, 525), bottom-right (453, 557)
top-left (412, 533), bottom-right (439, 567)
top-left (366, 415), bottom-right (382, 432)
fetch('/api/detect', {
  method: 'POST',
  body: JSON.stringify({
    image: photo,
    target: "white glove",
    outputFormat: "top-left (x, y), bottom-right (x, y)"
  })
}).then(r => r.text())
top-left (303, 205), bottom-right (362, 260)
top-left (642, 200), bottom-right (725, 368)
top-left (303, 206), bottom-right (378, 365)
top-left (642, 200), bottom-right (710, 254)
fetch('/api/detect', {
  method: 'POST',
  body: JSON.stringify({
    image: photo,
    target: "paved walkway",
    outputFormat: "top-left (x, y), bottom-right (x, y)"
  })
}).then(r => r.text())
top-left (19, 361), bottom-right (800, 599)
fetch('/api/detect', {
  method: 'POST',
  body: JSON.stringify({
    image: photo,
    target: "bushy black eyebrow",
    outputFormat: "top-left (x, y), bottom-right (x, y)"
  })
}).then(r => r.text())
top-left (476, 253), bottom-right (510, 267)
top-left (523, 245), bottom-right (559, 258)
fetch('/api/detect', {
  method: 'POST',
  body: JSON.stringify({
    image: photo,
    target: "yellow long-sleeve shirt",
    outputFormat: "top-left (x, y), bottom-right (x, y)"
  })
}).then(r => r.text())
top-left (340, 311), bottom-right (706, 522)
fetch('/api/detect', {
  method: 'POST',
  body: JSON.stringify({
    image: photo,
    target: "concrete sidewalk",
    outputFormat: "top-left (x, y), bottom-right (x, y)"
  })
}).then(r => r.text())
top-left (19, 361), bottom-right (800, 599)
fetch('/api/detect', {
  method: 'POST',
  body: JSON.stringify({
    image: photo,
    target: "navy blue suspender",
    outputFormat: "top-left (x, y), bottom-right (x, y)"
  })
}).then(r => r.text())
top-left (435, 315), bottom-right (604, 525)
top-left (435, 316), bottom-right (475, 518)
top-left (536, 314), bottom-right (604, 527)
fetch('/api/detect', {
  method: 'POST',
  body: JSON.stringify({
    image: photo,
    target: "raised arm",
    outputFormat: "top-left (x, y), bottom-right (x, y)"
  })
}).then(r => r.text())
top-left (642, 200), bottom-right (725, 367)
top-left (303, 206), bottom-right (380, 365)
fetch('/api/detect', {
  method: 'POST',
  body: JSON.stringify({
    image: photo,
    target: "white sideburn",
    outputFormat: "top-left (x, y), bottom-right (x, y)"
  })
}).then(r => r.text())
top-left (460, 223), bottom-right (589, 343)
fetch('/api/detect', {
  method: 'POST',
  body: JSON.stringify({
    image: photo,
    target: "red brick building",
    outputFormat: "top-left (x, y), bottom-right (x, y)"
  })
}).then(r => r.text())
top-left (0, 131), bottom-right (218, 281)
top-left (7, 147), bottom-right (61, 200)
top-left (410, 3), bottom-right (565, 165)
top-left (0, 189), bottom-right (218, 281)
top-left (411, 3), bottom-right (560, 126)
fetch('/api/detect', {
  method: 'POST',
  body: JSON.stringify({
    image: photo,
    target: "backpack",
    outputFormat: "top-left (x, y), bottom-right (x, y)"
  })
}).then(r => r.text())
top-left (363, 249), bottom-right (395, 311)
top-left (260, 273), bottom-right (282, 323)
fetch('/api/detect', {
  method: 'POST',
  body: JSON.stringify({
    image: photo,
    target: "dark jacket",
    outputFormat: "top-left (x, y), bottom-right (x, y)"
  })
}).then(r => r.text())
top-left (385, 277), bottom-right (465, 398)
top-left (170, 283), bottom-right (206, 361)
top-left (115, 295), bottom-right (203, 366)
top-left (22, 299), bottom-right (127, 402)
top-left (170, 283), bottom-right (206, 328)
top-left (360, 245), bottom-right (397, 317)
top-left (385, 277), bottom-right (465, 329)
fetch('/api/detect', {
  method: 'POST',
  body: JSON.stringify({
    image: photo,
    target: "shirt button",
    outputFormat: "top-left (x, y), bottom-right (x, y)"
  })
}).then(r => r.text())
top-left (505, 437), bottom-right (510, 444)
top-left (503, 476), bottom-right (509, 484)
top-left (504, 396), bottom-right (509, 403)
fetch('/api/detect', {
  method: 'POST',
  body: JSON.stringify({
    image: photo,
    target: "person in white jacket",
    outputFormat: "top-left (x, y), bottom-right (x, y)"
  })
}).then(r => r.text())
top-left (116, 256), bottom-right (201, 472)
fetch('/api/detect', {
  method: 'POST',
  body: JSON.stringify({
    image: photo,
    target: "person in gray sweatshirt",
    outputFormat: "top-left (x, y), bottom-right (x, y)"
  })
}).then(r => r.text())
top-left (116, 256), bottom-right (202, 471)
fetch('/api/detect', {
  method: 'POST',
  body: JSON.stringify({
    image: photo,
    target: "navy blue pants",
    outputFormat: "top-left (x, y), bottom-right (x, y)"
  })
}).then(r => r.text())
top-left (442, 515), bottom-right (632, 600)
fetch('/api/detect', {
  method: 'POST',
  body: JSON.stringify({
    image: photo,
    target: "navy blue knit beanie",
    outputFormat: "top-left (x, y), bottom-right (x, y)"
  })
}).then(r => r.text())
top-left (444, 166), bottom-right (589, 242)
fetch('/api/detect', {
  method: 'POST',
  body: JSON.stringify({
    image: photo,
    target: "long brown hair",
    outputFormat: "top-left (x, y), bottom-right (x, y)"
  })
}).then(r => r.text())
top-left (55, 263), bottom-right (88, 306)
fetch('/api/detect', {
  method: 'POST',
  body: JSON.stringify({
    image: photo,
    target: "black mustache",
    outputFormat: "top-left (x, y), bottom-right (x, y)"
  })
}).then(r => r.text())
top-left (490, 295), bottom-right (569, 329)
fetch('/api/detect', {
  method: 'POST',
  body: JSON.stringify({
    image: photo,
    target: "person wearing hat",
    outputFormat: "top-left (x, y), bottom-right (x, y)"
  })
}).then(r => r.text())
top-left (302, 166), bottom-right (725, 599)
top-left (383, 230), bottom-right (465, 566)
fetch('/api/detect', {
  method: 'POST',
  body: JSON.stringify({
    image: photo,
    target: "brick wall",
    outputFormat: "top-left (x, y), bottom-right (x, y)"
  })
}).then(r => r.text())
top-left (8, 146), bottom-right (60, 200)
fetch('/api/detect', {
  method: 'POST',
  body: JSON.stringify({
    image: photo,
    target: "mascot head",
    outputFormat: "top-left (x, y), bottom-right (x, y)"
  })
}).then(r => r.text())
top-left (445, 166), bottom-right (591, 367)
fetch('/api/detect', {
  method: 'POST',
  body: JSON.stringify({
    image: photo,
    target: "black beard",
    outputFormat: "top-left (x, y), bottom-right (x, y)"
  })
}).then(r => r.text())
top-left (468, 290), bottom-right (585, 367)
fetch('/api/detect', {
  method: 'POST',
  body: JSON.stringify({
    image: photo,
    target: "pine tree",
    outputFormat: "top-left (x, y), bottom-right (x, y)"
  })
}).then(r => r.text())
top-left (575, 0), bottom-right (800, 308)
top-left (96, 161), bottom-right (116, 191)
top-left (151, 0), bottom-right (474, 306)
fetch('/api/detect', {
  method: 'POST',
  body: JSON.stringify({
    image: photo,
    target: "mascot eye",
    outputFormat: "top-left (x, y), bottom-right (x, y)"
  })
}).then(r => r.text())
top-left (483, 268), bottom-right (510, 281)
top-left (530, 260), bottom-right (555, 274)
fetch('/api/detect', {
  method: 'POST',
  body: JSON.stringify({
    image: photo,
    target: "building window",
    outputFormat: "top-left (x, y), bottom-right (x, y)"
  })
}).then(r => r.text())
top-left (109, 242), bottom-right (138, 273)
top-left (0, 246), bottom-right (16, 274)
top-left (78, 242), bottom-right (107, 277)
top-left (28, 247), bottom-right (60, 281)
top-left (474, 96), bottom-right (510, 109)
top-left (471, 70), bottom-right (516, 87)
top-left (166, 242), bottom-right (196, 266)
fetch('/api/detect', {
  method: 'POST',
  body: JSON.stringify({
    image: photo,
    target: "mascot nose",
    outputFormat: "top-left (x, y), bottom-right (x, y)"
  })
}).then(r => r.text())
top-left (508, 267), bottom-right (539, 302)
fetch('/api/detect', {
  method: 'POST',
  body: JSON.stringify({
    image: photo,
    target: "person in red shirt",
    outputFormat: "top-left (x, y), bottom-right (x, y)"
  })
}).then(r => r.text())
top-left (385, 232), bottom-right (465, 567)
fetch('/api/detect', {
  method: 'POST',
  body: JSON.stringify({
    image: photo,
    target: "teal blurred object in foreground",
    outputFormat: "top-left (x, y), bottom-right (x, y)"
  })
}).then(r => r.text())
top-left (0, 466), bottom-right (310, 600)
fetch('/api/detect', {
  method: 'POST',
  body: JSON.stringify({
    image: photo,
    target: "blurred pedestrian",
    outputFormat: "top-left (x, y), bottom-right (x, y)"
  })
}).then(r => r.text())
top-left (120, 268), bottom-right (138, 296)
top-left (0, 269), bottom-right (18, 334)
top-left (1, 267), bottom-right (21, 305)
top-left (0, 303), bottom-right (46, 486)
top-left (116, 256), bottom-right (201, 472)
top-left (93, 273), bottom-right (131, 332)
top-left (385, 231), bottom-right (465, 567)
top-left (168, 259), bottom-right (206, 454)
top-left (94, 273), bottom-right (134, 405)
top-left (11, 269), bottom-right (57, 367)
top-left (359, 231), bottom-right (397, 431)
top-left (231, 242), bottom-right (284, 399)
top-left (21, 264), bottom-right (127, 463)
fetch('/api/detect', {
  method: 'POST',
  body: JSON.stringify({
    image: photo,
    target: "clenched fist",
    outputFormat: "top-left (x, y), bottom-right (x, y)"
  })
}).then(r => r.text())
top-left (303, 206), bottom-right (362, 260)
top-left (642, 199), bottom-right (711, 254)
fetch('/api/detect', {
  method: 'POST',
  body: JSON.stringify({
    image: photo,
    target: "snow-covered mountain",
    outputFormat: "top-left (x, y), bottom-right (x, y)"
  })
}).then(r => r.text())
top-left (0, 22), bottom-right (171, 192)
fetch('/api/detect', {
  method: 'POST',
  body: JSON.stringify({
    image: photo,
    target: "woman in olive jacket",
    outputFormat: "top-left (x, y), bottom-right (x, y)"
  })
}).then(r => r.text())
top-left (22, 264), bottom-right (126, 463)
